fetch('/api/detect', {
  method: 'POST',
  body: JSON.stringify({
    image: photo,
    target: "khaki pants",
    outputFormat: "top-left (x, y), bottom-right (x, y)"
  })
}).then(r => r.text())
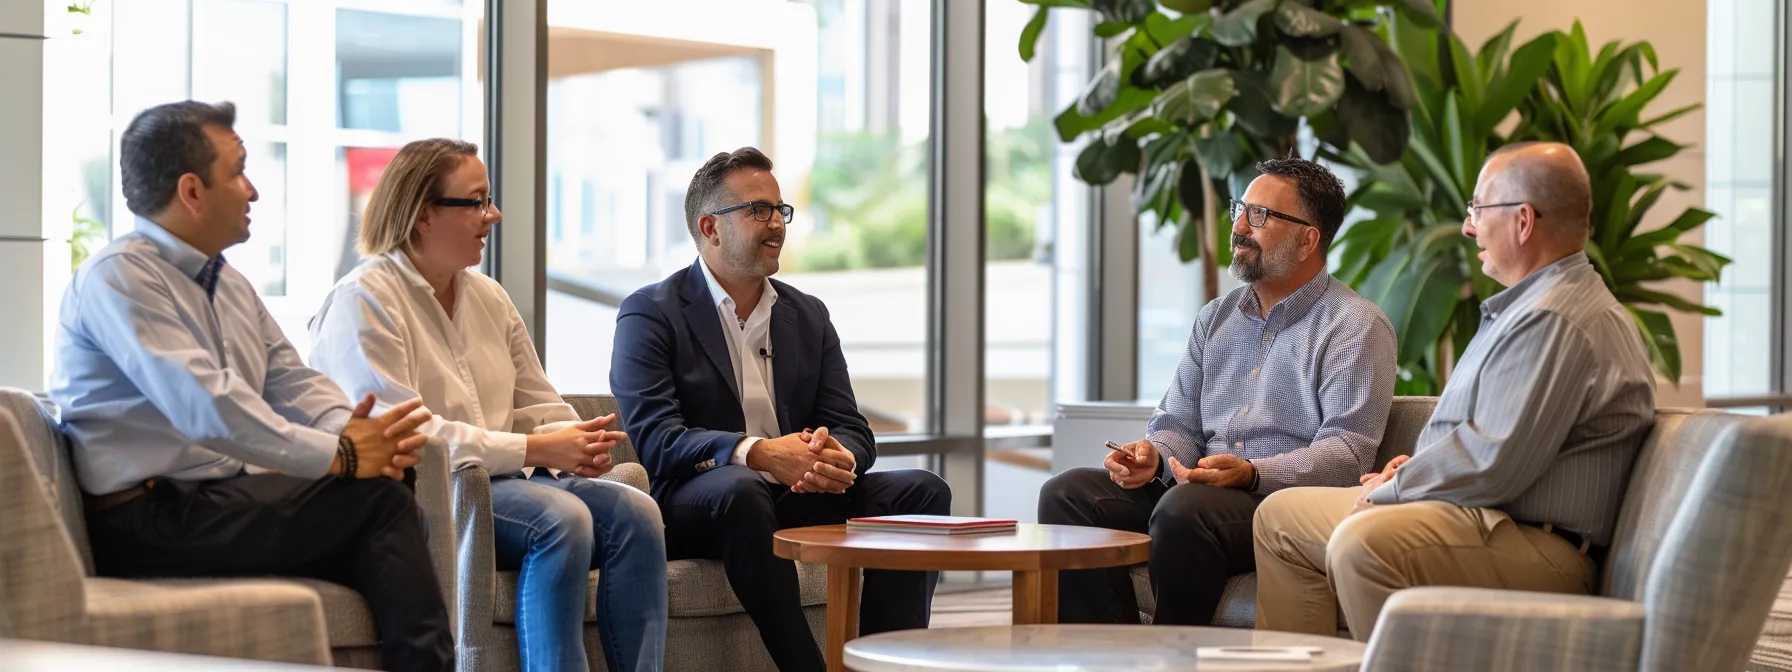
top-left (1252, 486), bottom-right (1595, 642)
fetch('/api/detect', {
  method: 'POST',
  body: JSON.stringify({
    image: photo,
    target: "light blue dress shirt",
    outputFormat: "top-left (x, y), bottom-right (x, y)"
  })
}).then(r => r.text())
top-left (50, 217), bottom-right (351, 495)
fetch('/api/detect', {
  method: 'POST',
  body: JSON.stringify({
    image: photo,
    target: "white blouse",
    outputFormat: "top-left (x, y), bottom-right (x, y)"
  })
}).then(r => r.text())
top-left (307, 251), bottom-right (577, 476)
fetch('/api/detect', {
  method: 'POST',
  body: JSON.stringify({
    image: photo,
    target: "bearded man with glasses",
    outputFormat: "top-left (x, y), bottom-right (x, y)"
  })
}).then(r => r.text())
top-left (1038, 156), bottom-right (1397, 626)
top-left (609, 147), bottom-right (950, 672)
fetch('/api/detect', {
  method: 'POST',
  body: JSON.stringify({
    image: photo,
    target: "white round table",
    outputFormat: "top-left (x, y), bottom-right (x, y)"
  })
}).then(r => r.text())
top-left (843, 625), bottom-right (1365, 672)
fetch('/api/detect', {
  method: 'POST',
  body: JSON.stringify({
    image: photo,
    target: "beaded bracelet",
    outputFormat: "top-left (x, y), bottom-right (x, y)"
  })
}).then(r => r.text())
top-left (337, 435), bottom-right (358, 479)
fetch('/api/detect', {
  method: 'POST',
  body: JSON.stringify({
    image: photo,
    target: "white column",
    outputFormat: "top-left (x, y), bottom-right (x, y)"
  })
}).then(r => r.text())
top-left (931, 0), bottom-right (985, 516)
top-left (488, 0), bottom-right (548, 359)
top-left (1, 1), bottom-right (53, 392)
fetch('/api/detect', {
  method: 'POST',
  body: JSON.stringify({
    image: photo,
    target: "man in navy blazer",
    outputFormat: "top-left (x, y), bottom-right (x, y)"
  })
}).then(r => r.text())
top-left (611, 147), bottom-right (951, 672)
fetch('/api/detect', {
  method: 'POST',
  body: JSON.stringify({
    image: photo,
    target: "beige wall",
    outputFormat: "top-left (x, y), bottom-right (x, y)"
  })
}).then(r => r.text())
top-left (1454, 0), bottom-right (1709, 407)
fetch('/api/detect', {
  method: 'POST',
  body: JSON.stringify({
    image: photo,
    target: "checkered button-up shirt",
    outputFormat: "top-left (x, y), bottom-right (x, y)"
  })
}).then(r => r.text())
top-left (1145, 271), bottom-right (1397, 493)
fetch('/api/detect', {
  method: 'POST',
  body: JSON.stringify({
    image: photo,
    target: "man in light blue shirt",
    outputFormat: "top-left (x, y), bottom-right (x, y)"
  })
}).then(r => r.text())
top-left (50, 100), bottom-right (453, 672)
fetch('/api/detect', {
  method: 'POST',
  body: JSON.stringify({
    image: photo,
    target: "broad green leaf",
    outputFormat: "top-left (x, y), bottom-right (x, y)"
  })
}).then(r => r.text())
top-left (1211, 0), bottom-right (1275, 47)
top-left (1359, 242), bottom-right (1416, 309)
top-left (1331, 215), bottom-right (1403, 286)
top-left (1617, 207), bottom-right (1716, 256)
top-left (1628, 306), bottom-right (1681, 383)
top-left (1477, 20), bottom-right (1519, 81)
top-left (1351, 180), bottom-right (1425, 214)
top-left (1611, 135), bottom-right (1683, 168)
top-left (1195, 131), bottom-right (1246, 179)
top-left (1074, 136), bottom-right (1143, 185)
top-left (1138, 37), bottom-right (1221, 87)
top-left (1018, 0), bottom-right (1093, 6)
top-left (1338, 25), bottom-right (1387, 91)
top-left (1446, 32), bottom-right (1483, 120)
top-left (1597, 171), bottom-right (1637, 250)
top-left (1176, 156), bottom-right (1207, 221)
top-left (1393, 0), bottom-right (1442, 28)
top-left (1478, 31), bottom-right (1559, 134)
top-left (1154, 69), bottom-right (1237, 126)
top-left (1134, 159), bottom-right (1180, 217)
top-left (1639, 102), bottom-right (1701, 130)
top-left (1390, 6), bottom-right (1441, 90)
top-left (1159, 0), bottom-right (1214, 13)
top-left (1213, 184), bottom-right (1235, 266)
top-left (1615, 287), bottom-right (1722, 316)
top-left (1273, 2), bottom-right (1343, 38)
top-left (1228, 162), bottom-right (1262, 204)
top-left (1141, 10), bottom-right (1206, 46)
top-left (1227, 70), bottom-right (1301, 138)
top-left (1335, 75), bottom-right (1411, 165)
top-left (1667, 243), bottom-right (1733, 277)
top-left (1407, 136), bottom-right (1465, 207)
top-left (1077, 59), bottom-right (1125, 117)
top-left (1393, 256), bottom-right (1465, 363)
top-left (1094, 21), bottom-right (1133, 38)
top-left (1268, 48), bottom-right (1346, 117)
top-left (1055, 85), bottom-right (1158, 141)
top-left (1020, 8), bottom-right (1051, 63)
top-left (1441, 92), bottom-right (1469, 189)
top-left (1597, 70), bottom-right (1677, 135)
top-left (1093, 0), bottom-right (1155, 25)
top-left (1615, 178), bottom-right (1673, 244)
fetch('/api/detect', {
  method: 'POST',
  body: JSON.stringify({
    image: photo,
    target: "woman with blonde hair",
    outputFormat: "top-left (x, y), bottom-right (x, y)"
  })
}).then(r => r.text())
top-left (309, 138), bottom-right (667, 671)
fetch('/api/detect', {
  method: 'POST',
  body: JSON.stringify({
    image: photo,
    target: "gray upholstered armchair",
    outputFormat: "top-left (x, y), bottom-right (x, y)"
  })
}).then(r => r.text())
top-left (435, 393), bottom-right (830, 672)
top-left (0, 387), bottom-right (382, 666)
top-left (1360, 410), bottom-right (1792, 672)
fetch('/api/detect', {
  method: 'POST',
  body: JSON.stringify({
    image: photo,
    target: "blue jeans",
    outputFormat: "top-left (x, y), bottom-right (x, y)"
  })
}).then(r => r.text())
top-left (493, 470), bottom-right (668, 672)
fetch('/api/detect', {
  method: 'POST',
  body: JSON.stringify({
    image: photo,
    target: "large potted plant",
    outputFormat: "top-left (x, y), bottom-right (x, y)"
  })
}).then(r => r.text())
top-left (1018, 0), bottom-right (1436, 301)
top-left (1326, 17), bottom-right (1726, 392)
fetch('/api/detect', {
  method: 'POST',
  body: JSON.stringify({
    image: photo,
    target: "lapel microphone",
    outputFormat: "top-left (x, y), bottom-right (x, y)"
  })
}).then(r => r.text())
top-left (758, 346), bottom-right (775, 359)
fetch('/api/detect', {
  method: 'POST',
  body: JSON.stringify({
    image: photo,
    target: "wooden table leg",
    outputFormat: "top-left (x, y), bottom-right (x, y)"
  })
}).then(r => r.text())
top-left (1012, 569), bottom-right (1059, 625)
top-left (827, 564), bottom-right (861, 672)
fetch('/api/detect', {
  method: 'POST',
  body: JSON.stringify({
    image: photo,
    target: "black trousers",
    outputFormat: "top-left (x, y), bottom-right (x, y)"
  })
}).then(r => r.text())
top-left (86, 473), bottom-right (454, 672)
top-left (1037, 467), bottom-right (1261, 625)
top-left (661, 465), bottom-right (952, 672)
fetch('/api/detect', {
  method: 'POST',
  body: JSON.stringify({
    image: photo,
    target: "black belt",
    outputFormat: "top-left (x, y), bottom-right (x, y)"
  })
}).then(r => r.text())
top-left (1543, 524), bottom-right (1605, 562)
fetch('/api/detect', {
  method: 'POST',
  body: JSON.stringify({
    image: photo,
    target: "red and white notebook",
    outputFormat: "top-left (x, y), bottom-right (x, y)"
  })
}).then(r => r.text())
top-left (846, 515), bottom-right (1018, 535)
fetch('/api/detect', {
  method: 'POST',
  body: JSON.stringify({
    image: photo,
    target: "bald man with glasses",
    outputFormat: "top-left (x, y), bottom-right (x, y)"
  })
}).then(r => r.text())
top-left (1253, 142), bottom-right (1656, 642)
top-left (1038, 157), bottom-right (1397, 626)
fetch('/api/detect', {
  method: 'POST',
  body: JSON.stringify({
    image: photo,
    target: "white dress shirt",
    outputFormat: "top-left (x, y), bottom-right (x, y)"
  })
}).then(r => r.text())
top-left (51, 217), bottom-right (352, 495)
top-left (697, 257), bottom-right (781, 482)
top-left (307, 251), bottom-right (578, 476)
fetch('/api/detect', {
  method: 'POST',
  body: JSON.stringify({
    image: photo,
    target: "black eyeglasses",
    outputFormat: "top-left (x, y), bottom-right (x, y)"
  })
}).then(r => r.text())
top-left (1465, 201), bottom-right (1538, 223)
top-left (709, 201), bottom-right (794, 224)
top-left (433, 196), bottom-right (495, 213)
top-left (1229, 199), bottom-right (1314, 228)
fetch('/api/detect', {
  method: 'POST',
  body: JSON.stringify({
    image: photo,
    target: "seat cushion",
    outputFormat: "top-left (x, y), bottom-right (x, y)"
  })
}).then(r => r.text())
top-left (285, 578), bottom-right (379, 648)
top-left (84, 577), bottom-right (333, 664)
top-left (492, 559), bottom-right (831, 623)
top-left (1131, 566), bottom-right (1257, 628)
top-left (1749, 572), bottom-right (1792, 671)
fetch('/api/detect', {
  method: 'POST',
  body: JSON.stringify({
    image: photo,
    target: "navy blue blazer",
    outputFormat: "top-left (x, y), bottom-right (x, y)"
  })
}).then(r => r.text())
top-left (609, 260), bottom-right (876, 500)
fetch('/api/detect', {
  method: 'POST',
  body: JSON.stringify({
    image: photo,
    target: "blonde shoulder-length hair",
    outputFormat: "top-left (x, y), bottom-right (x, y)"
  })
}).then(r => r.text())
top-left (357, 138), bottom-right (480, 257)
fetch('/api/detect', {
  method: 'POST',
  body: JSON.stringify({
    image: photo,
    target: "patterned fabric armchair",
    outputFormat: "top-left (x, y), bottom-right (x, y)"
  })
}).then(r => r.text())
top-left (0, 387), bottom-right (382, 666)
top-left (434, 394), bottom-right (830, 672)
top-left (1360, 409), bottom-right (1792, 672)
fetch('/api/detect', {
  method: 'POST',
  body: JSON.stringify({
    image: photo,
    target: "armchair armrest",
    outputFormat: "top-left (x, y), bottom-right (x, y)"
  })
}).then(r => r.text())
top-left (600, 462), bottom-right (650, 495)
top-left (1362, 587), bottom-right (1644, 672)
top-left (411, 440), bottom-right (457, 626)
top-left (450, 465), bottom-right (499, 655)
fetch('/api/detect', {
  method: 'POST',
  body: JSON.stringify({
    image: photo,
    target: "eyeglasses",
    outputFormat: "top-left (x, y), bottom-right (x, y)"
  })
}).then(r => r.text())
top-left (709, 201), bottom-right (795, 224)
top-left (1229, 199), bottom-right (1314, 229)
top-left (1464, 201), bottom-right (1538, 223)
top-left (432, 196), bottom-right (496, 214)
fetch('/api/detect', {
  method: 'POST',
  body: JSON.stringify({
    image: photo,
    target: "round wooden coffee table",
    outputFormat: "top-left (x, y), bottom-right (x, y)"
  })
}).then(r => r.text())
top-left (844, 624), bottom-right (1366, 671)
top-left (774, 524), bottom-right (1151, 672)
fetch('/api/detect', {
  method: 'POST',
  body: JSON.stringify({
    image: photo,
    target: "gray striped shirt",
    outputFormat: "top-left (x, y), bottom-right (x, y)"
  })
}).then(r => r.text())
top-left (1368, 252), bottom-right (1656, 546)
top-left (1146, 271), bottom-right (1397, 493)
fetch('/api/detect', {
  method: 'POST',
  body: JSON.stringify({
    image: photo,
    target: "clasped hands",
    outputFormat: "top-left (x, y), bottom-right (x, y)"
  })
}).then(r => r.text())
top-left (336, 395), bottom-right (433, 479)
top-left (747, 427), bottom-right (858, 494)
top-left (1350, 454), bottom-right (1409, 515)
top-left (1104, 439), bottom-right (1256, 490)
